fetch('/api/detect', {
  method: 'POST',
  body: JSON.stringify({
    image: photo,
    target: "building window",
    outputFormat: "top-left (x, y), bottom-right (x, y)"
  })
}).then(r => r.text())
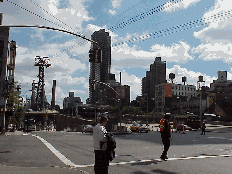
top-left (179, 87), bottom-right (180, 90)
top-left (185, 87), bottom-right (186, 90)
top-left (188, 87), bottom-right (189, 90)
top-left (179, 92), bottom-right (180, 95)
top-left (182, 92), bottom-right (184, 95)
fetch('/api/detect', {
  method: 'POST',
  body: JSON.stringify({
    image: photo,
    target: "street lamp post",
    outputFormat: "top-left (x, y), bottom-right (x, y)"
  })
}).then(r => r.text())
top-left (151, 98), bottom-right (155, 123)
top-left (198, 76), bottom-right (205, 127)
top-left (177, 96), bottom-right (180, 115)
top-left (147, 95), bottom-right (148, 125)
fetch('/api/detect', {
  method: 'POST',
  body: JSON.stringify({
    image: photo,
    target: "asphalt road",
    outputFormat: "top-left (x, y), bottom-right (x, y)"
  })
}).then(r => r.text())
top-left (0, 128), bottom-right (231, 174)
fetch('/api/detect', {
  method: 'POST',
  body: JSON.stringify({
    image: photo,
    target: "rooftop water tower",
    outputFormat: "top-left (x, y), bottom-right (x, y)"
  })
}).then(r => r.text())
top-left (169, 73), bottom-right (175, 83)
top-left (182, 76), bottom-right (187, 85)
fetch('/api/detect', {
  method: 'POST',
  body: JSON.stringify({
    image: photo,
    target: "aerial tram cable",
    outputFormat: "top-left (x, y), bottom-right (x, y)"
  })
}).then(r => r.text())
top-left (108, 0), bottom-right (184, 32)
top-left (129, 4), bottom-right (215, 35)
top-left (98, 0), bottom-right (150, 27)
top-left (112, 9), bottom-right (232, 47)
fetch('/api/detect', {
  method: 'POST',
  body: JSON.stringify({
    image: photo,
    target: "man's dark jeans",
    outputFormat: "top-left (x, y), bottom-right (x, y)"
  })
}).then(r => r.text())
top-left (94, 150), bottom-right (109, 174)
top-left (161, 134), bottom-right (170, 158)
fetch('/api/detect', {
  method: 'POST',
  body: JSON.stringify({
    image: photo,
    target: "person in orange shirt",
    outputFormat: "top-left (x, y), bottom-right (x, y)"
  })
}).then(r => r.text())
top-left (160, 113), bottom-right (171, 161)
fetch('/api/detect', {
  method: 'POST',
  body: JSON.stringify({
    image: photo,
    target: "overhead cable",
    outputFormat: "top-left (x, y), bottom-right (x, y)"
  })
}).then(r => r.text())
top-left (98, 0), bottom-right (150, 27)
top-left (112, 9), bottom-right (232, 47)
top-left (132, 4), bottom-right (215, 35)
top-left (109, 0), bottom-right (184, 32)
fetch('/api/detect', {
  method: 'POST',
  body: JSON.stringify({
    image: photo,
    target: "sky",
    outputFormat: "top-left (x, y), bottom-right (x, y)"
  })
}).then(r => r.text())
top-left (1, 0), bottom-right (232, 109)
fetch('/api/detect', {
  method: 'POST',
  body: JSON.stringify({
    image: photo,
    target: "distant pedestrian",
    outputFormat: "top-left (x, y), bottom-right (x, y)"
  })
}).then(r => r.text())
top-left (93, 116), bottom-right (109, 174)
top-left (201, 122), bottom-right (206, 135)
top-left (160, 113), bottom-right (171, 161)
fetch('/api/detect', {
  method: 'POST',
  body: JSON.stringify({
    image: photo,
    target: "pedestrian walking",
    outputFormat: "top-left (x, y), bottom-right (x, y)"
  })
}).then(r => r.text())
top-left (200, 122), bottom-right (206, 135)
top-left (93, 116), bottom-right (109, 174)
top-left (160, 113), bottom-right (171, 161)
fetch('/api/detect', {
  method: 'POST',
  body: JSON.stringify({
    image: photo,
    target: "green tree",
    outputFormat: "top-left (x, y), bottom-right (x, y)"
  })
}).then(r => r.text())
top-left (7, 82), bottom-right (24, 127)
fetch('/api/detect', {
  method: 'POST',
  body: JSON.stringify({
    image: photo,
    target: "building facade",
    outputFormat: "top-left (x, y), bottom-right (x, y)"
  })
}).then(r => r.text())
top-left (89, 29), bottom-right (111, 104)
top-left (63, 92), bottom-right (83, 116)
top-left (0, 13), bottom-right (10, 131)
top-left (172, 84), bottom-right (196, 99)
top-left (155, 83), bottom-right (197, 113)
top-left (210, 71), bottom-right (232, 91)
top-left (141, 57), bottom-right (166, 112)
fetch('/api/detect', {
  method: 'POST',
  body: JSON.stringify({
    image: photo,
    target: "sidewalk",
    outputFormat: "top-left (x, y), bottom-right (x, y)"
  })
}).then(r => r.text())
top-left (0, 165), bottom-right (89, 174)
top-left (3, 131), bottom-right (26, 136)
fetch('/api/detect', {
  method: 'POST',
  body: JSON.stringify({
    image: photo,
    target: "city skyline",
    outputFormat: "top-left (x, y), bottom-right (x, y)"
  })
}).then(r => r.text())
top-left (0, 0), bottom-right (232, 108)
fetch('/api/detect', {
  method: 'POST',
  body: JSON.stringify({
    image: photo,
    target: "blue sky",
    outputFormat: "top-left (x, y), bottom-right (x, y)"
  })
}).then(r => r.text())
top-left (1, 0), bottom-right (232, 108)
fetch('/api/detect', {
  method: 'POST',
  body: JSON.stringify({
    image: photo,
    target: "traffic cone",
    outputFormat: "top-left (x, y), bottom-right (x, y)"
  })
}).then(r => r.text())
top-left (183, 128), bottom-right (186, 134)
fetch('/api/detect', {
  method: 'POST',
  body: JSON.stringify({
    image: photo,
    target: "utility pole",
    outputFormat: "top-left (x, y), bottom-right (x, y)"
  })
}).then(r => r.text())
top-left (198, 76), bottom-right (205, 127)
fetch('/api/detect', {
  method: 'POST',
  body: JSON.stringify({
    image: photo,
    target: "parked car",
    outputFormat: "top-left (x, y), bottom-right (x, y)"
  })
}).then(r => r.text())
top-left (130, 123), bottom-right (150, 133)
top-left (82, 125), bottom-right (94, 133)
top-left (176, 124), bottom-right (192, 131)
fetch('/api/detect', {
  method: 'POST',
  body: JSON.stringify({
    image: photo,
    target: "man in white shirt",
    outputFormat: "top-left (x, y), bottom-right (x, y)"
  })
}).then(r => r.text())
top-left (93, 116), bottom-right (108, 174)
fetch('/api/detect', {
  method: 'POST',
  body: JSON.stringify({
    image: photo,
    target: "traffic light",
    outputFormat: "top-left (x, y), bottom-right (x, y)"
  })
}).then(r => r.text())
top-left (89, 49), bottom-right (96, 62)
top-left (96, 49), bottom-right (102, 63)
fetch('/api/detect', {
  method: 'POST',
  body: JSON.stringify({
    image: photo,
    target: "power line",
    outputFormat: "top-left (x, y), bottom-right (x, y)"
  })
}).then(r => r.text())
top-left (109, 0), bottom-right (184, 32)
top-left (130, 4), bottom-right (215, 35)
top-left (98, 0), bottom-right (150, 27)
top-left (112, 9), bottom-right (232, 47)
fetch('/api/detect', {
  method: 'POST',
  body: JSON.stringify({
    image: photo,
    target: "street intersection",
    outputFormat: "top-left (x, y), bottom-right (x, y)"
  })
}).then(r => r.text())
top-left (0, 126), bottom-right (231, 174)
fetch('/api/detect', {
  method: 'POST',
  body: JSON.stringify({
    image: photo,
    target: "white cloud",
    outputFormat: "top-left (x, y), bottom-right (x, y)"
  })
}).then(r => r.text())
top-left (111, 41), bottom-right (194, 69)
top-left (109, 9), bottom-right (116, 15)
top-left (151, 41), bottom-right (194, 63)
top-left (0, 0), bottom-right (93, 32)
top-left (112, 0), bottom-right (123, 8)
top-left (163, 0), bottom-right (201, 13)
top-left (192, 42), bottom-right (232, 63)
top-left (192, 0), bottom-right (232, 63)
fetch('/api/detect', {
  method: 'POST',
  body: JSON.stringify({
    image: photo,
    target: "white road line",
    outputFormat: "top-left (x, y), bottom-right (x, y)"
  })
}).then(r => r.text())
top-left (72, 154), bottom-right (232, 168)
top-left (32, 134), bottom-right (76, 167)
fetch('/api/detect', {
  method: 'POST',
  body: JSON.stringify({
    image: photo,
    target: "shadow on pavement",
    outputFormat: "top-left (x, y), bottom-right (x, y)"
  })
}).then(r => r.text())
top-left (0, 151), bottom-right (11, 153)
top-left (151, 169), bottom-right (178, 174)
top-left (131, 169), bottom-right (178, 174)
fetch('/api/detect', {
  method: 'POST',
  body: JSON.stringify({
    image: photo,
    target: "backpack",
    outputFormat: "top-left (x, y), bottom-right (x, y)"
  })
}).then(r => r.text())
top-left (105, 133), bottom-right (116, 161)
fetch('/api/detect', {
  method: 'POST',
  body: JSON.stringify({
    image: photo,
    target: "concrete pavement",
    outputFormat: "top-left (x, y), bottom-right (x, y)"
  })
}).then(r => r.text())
top-left (1, 124), bottom-right (232, 174)
top-left (0, 164), bottom-right (89, 174)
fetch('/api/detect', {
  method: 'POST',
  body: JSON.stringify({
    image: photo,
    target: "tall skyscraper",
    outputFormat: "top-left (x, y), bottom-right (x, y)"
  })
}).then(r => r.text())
top-left (89, 29), bottom-right (111, 104)
top-left (141, 57), bottom-right (166, 112)
top-left (149, 57), bottom-right (166, 99)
